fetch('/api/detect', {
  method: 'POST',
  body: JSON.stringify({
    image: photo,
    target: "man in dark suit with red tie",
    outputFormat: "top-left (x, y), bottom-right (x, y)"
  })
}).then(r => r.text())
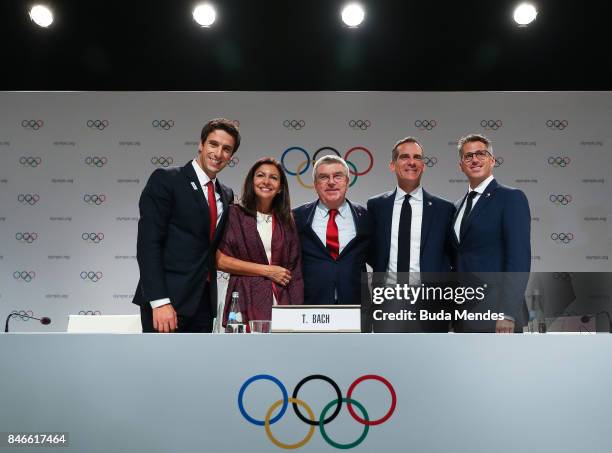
top-left (293, 155), bottom-right (371, 310)
top-left (132, 118), bottom-right (240, 333)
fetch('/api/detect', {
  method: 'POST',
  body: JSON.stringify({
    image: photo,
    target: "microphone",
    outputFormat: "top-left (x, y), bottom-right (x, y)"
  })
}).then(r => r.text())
top-left (580, 311), bottom-right (612, 333)
top-left (4, 312), bottom-right (52, 332)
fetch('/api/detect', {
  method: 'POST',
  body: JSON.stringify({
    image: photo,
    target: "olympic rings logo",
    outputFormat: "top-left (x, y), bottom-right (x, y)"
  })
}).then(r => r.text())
top-left (83, 194), bottom-right (106, 205)
top-left (414, 120), bottom-right (437, 131)
top-left (549, 194), bottom-right (572, 205)
top-left (227, 156), bottom-right (240, 168)
top-left (152, 120), bottom-right (174, 130)
top-left (21, 120), bottom-right (44, 130)
top-left (11, 310), bottom-right (34, 321)
top-left (85, 156), bottom-right (108, 167)
top-left (86, 120), bottom-right (109, 130)
top-left (18, 194), bottom-right (40, 205)
top-left (80, 271), bottom-right (103, 282)
top-left (78, 310), bottom-right (102, 315)
top-left (494, 156), bottom-right (504, 167)
top-left (216, 271), bottom-right (230, 281)
top-left (546, 120), bottom-right (568, 130)
top-left (82, 232), bottom-right (105, 243)
top-left (551, 233), bottom-right (574, 244)
top-left (283, 120), bottom-right (305, 130)
top-left (151, 156), bottom-right (174, 167)
top-left (280, 146), bottom-right (374, 189)
top-left (547, 156), bottom-right (571, 167)
top-left (348, 120), bottom-right (371, 130)
top-left (15, 232), bottom-right (38, 243)
top-left (19, 157), bottom-right (42, 167)
top-left (480, 120), bottom-right (503, 130)
top-left (553, 272), bottom-right (571, 280)
top-left (423, 156), bottom-right (438, 167)
top-left (13, 271), bottom-right (35, 282)
top-left (238, 374), bottom-right (396, 450)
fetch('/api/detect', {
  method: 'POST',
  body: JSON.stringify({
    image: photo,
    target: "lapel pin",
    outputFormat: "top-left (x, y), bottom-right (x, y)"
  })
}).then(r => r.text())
top-left (486, 192), bottom-right (491, 197)
top-left (427, 201), bottom-right (432, 206)
top-left (190, 182), bottom-right (198, 191)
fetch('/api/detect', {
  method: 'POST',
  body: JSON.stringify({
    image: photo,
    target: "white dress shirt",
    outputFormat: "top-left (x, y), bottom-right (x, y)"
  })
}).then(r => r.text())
top-left (453, 174), bottom-right (494, 242)
top-left (149, 159), bottom-right (224, 309)
top-left (387, 185), bottom-right (423, 274)
top-left (256, 211), bottom-right (277, 305)
top-left (311, 200), bottom-right (356, 254)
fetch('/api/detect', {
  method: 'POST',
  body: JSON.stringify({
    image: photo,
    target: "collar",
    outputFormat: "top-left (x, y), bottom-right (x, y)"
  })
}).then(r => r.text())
top-left (395, 185), bottom-right (422, 202)
top-left (192, 159), bottom-right (216, 189)
top-left (316, 199), bottom-right (350, 218)
top-left (468, 175), bottom-right (494, 195)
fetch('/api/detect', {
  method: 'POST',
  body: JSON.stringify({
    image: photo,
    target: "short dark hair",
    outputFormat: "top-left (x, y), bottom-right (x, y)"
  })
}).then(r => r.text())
top-left (200, 118), bottom-right (241, 154)
top-left (392, 137), bottom-right (423, 161)
top-left (457, 133), bottom-right (492, 158)
top-left (240, 157), bottom-right (293, 227)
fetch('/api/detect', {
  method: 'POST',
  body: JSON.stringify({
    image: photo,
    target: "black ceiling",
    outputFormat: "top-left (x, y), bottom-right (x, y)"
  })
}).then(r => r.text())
top-left (1, 0), bottom-right (611, 91)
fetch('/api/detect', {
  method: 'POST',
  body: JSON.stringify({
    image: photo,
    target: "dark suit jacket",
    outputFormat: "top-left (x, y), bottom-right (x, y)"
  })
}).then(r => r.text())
top-left (367, 188), bottom-right (455, 273)
top-left (451, 178), bottom-right (531, 328)
top-left (293, 200), bottom-right (371, 307)
top-left (132, 161), bottom-right (233, 318)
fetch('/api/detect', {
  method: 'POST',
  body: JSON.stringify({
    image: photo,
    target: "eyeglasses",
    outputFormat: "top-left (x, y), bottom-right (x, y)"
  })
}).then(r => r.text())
top-left (462, 150), bottom-right (491, 162)
top-left (316, 173), bottom-right (347, 184)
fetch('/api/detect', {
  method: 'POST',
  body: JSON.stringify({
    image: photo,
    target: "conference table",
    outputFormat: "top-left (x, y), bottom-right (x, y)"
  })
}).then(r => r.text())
top-left (1, 333), bottom-right (610, 452)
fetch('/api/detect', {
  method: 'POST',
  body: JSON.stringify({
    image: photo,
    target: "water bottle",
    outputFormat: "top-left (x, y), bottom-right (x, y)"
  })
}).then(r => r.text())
top-left (226, 291), bottom-right (246, 333)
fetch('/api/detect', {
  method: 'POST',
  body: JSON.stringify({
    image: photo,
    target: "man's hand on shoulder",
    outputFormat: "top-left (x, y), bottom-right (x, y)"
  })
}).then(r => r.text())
top-left (153, 304), bottom-right (178, 333)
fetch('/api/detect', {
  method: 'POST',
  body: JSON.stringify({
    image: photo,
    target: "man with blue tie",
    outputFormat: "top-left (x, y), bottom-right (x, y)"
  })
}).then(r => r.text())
top-left (293, 155), bottom-right (371, 311)
top-left (451, 133), bottom-right (531, 333)
top-left (367, 137), bottom-right (455, 332)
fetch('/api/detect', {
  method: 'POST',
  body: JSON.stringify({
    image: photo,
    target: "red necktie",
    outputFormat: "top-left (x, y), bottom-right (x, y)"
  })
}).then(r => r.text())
top-left (326, 209), bottom-right (339, 260)
top-left (207, 181), bottom-right (217, 241)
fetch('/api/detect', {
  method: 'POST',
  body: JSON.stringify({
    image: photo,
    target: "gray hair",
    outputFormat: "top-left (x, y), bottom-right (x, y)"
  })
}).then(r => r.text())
top-left (312, 155), bottom-right (350, 181)
top-left (457, 133), bottom-right (493, 158)
top-left (392, 136), bottom-right (423, 161)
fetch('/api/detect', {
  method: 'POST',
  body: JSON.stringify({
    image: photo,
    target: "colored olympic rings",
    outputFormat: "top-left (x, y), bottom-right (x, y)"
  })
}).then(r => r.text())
top-left (78, 310), bottom-right (102, 315)
top-left (423, 156), bottom-right (438, 167)
top-left (494, 157), bottom-right (504, 167)
top-left (238, 373), bottom-right (395, 449)
top-left (82, 232), bottom-right (105, 243)
top-left (281, 146), bottom-right (374, 189)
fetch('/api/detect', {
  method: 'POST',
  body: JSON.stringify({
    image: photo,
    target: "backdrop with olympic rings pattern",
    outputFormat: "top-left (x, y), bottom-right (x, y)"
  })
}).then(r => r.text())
top-left (0, 91), bottom-right (610, 331)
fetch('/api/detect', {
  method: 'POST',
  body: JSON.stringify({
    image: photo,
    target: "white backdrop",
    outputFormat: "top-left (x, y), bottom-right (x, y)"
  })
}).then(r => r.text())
top-left (0, 91), bottom-right (610, 331)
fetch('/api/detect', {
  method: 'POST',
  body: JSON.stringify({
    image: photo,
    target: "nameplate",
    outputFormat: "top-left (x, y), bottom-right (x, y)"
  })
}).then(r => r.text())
top-left (271, 305), bottom-right (361, 333)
